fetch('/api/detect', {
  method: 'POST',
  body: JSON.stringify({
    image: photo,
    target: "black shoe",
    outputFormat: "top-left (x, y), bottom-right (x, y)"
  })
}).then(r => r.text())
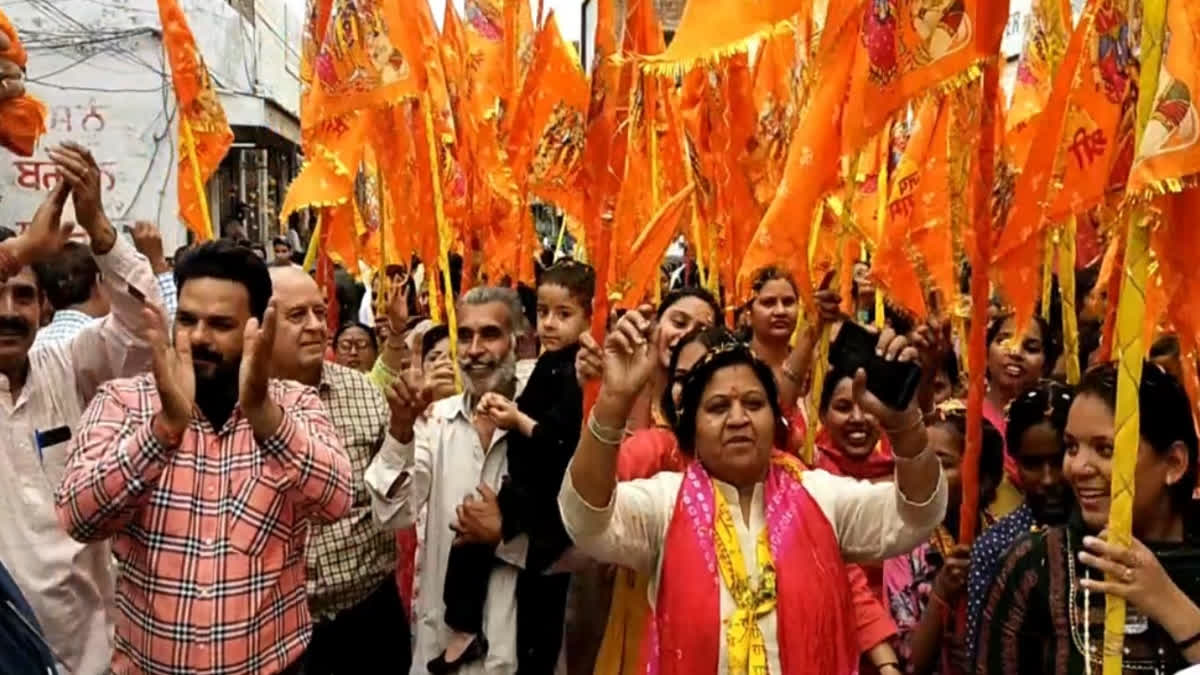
top-left (427, 633), bottom-right (489, 674)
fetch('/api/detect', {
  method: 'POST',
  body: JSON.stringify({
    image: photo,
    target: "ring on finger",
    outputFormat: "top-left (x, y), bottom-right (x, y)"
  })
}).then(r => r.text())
top-left (1122, 566), bottom-right (1135, 583)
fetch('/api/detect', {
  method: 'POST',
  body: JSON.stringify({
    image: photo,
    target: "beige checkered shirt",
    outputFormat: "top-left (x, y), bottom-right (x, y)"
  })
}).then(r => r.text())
top-left (306, 362), bottom-right (398, 619)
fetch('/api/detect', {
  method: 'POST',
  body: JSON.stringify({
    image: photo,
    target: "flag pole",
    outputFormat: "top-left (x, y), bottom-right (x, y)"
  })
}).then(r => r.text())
top-left (1103, 0), bottom-right (1167, 671)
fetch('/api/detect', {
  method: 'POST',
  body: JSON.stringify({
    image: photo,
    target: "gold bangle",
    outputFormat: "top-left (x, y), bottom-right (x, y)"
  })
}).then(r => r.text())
top-left (587, 412), bottom-right (625, 446)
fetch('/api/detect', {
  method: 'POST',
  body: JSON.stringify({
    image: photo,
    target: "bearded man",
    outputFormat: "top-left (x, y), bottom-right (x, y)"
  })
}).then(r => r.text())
top-left (366, 286), bottom-right (538, 675)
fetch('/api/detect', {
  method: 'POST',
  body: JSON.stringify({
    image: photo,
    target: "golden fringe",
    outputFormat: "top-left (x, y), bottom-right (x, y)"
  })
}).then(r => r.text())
top-left (1107, 173), bottom-right (1200, 226)
top-left (637, 19), bottom-right (799, 77)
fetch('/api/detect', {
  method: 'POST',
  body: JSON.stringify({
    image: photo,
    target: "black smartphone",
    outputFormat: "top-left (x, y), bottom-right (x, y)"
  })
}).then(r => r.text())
top-left (828, 321), bottom-right (922, 411)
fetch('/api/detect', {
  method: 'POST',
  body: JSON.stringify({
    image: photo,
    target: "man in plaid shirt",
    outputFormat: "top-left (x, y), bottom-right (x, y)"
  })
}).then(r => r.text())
top-left (55, 241), bottom-right (353, 675)
top-left (267, 266), bottom-right (409, 674)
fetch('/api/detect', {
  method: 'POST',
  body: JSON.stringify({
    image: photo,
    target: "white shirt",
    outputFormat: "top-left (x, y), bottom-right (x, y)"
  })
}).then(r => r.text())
top-left (558, 463), bottom-right (948, 674)
top-left (0, 235), bottom-right (160, 675)
top-left (365, 376), bottom-right (532, 675)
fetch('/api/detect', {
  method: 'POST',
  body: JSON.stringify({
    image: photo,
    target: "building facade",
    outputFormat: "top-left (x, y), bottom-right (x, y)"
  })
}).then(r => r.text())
top-left (0, 0), bottom-right (305, 252)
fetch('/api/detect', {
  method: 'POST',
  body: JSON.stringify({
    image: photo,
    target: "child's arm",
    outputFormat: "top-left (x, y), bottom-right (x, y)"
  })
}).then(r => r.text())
top-left (515, 411), bottom-right (538, 438)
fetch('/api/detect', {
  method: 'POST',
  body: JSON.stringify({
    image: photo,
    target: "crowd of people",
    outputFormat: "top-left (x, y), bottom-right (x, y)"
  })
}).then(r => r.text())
top-left (1, 148), bottom-right (1199, 675)
top-left (5, 48), bottom-right (1200, 675)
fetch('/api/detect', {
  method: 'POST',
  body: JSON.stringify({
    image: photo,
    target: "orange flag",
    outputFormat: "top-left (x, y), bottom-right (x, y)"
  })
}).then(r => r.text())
top-left (508, 13), bottom-right (589, 225)
top-left (748, 24), bottom-right (811, 211)
top-left (304, 0), bottom-right (421, 131)
top-left (1138, 4), bottom-right (1200, 361)
top-left (738, 7), bottom-right (861, 306)
top-left (0, 11), bottom-right (46, 157)
top-left (873, 96), bottom-right (949, 317)
top-left (741, 0), bottom-right (1003, 306)
top-left (1005, 0), bottom-right (1074, 168)
top-left (993, 1), bottom-right (1129, 337)
top-left (642, 0), bottom-right (820, 66)
top-left (299, 0), bottom-right (334, 149)
top-left (1127, 1), bottom-right (1200, 196)
top-left (680, 53), bottom-right (761, 304)
top-left (156, 0), bottom-right (233, 242)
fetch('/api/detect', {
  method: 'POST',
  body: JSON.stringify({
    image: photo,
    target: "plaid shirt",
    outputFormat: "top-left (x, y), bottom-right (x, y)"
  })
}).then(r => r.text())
top-left (33, 271), bottom-right (177, 349)
top-left (31, 308), bottom-right (93, 347)
top-left (306, 362), bottom-right (396, 619)
top-left (54, 374), bottom-right (353, 675)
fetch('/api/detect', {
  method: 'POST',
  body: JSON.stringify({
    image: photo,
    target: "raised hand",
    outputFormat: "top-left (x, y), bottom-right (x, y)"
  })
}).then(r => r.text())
top-left (385, 368), bottom-right (432, 443)
top-left (131, 220), bottom-right (169, 274)
top-left (813, 268), bottom-right (843, 327)
top-left (144, 304), bottom-right (195, 436)
top-left (385, 268), bottom-right (411, 336)
top-left (423, 359), bottom-right (457, 402)
top-left (851, 326), bottom-right (922, 432)
top-left (575, 332), bottom-right (604, 387)
top-left (933, 545), bottom-right (971, 601)
top-left (239, 300), bottom-right (284, 438)
top-left (16, 181), bottom-right (73, 265)
top-left (47, 143), bottom-right (113, 251)
top-left (601, 305), bottom-right (657, 402)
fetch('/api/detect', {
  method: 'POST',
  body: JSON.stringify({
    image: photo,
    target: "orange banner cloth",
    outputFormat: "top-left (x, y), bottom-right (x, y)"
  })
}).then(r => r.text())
top-left (994, 0), bottom-right (1137, 341)
top-left (1127, 1), bottom-right (1200, 197)
top-left (0, 11), bottom-right (46, 157)
top-left (741, 0), bottom-right (1004, 307)
top-left (156, 0), bottom-right (233, 242)
top-left (508, 13), bottom-right (589, 226)
top-left (641, 0), bottom-right (822, 67)
top-left (1005, 0), bottom-right (1074, 168)
top-left (873, 95), bottom-right (949, 317)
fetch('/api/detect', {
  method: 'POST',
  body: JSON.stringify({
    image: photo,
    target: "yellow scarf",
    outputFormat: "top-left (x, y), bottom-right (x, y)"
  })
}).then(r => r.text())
top-left (711, 480), bottom-right (777, 675)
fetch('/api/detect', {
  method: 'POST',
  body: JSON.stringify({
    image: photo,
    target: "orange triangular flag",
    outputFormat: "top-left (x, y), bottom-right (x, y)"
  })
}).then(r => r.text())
top-left (873, 96), bottom-right (947, 317)
top-left (156, 0), bottom-right (233, 241)
top-left (742, 0), bottom-right (1004, 306)
top-left (508, 13), bottom-right (589, 225)
top-left (1005, 0), bottom-right (1073, 168)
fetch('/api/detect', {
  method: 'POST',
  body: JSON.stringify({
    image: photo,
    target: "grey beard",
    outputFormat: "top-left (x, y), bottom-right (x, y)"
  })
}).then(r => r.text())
top-left (461, 352), bottom-right (518, 401)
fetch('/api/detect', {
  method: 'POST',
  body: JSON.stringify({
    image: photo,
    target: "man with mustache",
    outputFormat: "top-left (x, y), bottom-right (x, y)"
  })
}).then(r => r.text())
top-left (265, 265), bottom-right (411, 674)
top-left (0, 143), bottom-right (163, 675)
top-left (366, 286), bottom-right (538, 675)
top-left (55, 240), bottom-right (353, 675)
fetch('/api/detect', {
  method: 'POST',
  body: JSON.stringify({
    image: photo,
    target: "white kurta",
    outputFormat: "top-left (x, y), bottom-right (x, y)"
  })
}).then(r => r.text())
top-left (366, 381), bottom-right (531, 675)
top-left (558, 463), bottom-right (948, 674)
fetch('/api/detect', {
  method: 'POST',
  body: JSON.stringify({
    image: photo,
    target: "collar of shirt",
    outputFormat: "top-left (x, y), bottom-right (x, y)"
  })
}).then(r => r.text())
top-left (33, 310), bottom-right (97, 344)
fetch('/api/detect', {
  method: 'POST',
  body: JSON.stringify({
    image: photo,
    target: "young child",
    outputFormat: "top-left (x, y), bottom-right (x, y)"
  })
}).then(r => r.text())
top-left (430, 260), bottom-right (594, 674)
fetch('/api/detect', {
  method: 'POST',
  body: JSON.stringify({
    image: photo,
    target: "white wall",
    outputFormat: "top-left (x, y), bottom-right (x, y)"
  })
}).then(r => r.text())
top-left (0, 0), bottom-right (303, 251)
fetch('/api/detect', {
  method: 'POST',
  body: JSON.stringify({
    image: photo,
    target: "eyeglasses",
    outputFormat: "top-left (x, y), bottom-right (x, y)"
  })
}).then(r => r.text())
top-left (336, 339), bottom-right (373, 352)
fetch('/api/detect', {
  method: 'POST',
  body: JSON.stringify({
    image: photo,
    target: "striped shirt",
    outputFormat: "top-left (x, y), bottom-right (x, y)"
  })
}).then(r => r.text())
top-left (305, 362), bottom-right (396, 619)
top-left (54, 375), bottom-right (353, 675)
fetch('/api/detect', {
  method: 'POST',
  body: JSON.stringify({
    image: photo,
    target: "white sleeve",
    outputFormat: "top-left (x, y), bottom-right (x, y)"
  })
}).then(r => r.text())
top-left (364, 416), bottom-right (434, 530)
top-left (557, 464), bottom-right (680, 576)
top-left (801, 467), bottom-right (948, 564)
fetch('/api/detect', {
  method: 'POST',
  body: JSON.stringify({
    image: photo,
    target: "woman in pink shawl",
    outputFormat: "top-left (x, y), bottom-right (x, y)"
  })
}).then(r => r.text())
top-left (561, 307), bottom-right (948, 674)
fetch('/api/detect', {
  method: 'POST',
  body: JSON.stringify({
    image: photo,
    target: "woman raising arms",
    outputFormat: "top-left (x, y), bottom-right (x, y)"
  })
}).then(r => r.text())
top-left (561, 306), bottom-right (947, 673)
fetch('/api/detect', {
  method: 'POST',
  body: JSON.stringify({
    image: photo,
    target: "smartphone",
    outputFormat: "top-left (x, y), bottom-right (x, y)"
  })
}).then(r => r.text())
top-left (828, 321), bottom-right (922, 411)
